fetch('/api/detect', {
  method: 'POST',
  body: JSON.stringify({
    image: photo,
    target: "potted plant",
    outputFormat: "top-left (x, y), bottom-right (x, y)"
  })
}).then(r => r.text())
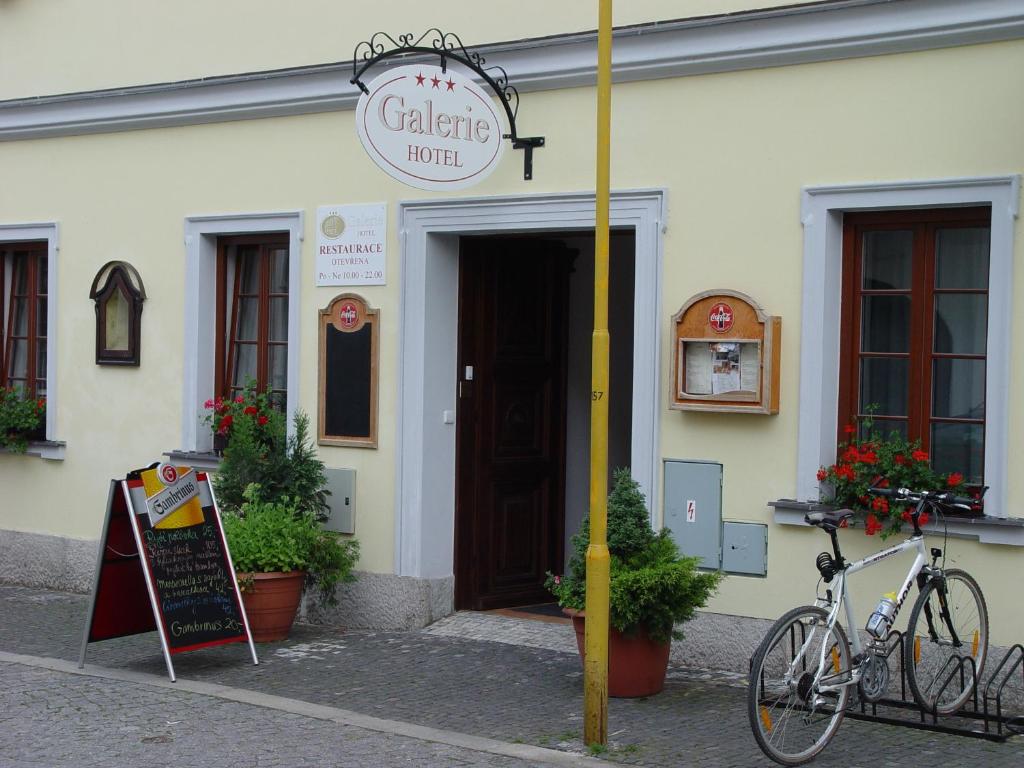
top-left (221, 483), bottom-right (358, 641)
top-left (546, 468), bottom-right (722, 697)
top-left (212, 386), bottom-right (357, 641)
top-left (0, 387), bottom-right (45, 453)
top-left (817, 410), bottom-right (979, 537)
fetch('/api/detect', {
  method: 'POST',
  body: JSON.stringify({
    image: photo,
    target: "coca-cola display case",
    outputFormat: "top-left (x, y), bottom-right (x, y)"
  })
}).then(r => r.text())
top-left (670, 290), bottom-right (780, 414)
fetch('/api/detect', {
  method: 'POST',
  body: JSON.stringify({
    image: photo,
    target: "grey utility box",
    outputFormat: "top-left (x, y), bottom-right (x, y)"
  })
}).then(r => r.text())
top-left (722, 521), bottom-right (767, 576)
top-left (322, 467), bottom-right (356, 534)
top-left (663, 460), bottom-right (722, 570)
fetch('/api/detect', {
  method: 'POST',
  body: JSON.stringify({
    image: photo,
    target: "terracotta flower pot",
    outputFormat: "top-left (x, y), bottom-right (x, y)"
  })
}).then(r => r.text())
top-left (565, 608), bottom-right (671, 698)
top-left (238, 571), bottom-right (305, 642)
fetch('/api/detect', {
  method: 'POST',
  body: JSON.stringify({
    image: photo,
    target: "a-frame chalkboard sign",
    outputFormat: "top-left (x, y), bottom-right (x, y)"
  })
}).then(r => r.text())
top-left (78, 462), bottom-right (258, 681)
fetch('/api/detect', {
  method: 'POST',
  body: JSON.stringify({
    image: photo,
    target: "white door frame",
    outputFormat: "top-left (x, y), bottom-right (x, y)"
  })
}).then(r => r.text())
top-left (396, 190), bottom-right (666, 578)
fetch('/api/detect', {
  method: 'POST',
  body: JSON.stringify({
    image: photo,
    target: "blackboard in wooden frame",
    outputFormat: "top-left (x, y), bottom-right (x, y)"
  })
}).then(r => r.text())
top-left (319, 294), bottom-right (379, 448)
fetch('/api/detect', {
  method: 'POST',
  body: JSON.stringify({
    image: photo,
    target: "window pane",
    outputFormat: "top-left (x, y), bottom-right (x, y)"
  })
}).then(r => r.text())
top-left (36, 297), bottom-right (47, 336)
top-left (36, 255), bottom-right (47, 295)
top-left (934, 294), bottom-right (986, 354)
top-left (932, 358), bottom-right (984, 419)
top-left (270, 248), bottom-right (288, 293)
top-left (237, 250), bottom-right (260, 294)
top-left (35, 340), bottom-right (46, 378)
top-left (231, 343), bottom-right (256, 389)
top-left (935, 228), bottom-right (989, 289)
top-left (861, 295), bottom-right (909, 353)
top-left (235, 297), bottom-right (258, 342)
top-left (862, 230), bottom-right (912, 289)
top-left (13, 256), bottom-right (28, 293)
top-left (12, 297), bottom-right (28, 335)
top-left (9, 339), bottom-right (27, 379)
top-left (268, 344), bottom-right (287, 391)
top-left (864, 417), bottom-right (907, 442)
top-left (268, 297), bottom-right (288, 342)
top-left (859, 357), bottom-right (908, 417)
top-left (931, 422), bottom-right (984, 485)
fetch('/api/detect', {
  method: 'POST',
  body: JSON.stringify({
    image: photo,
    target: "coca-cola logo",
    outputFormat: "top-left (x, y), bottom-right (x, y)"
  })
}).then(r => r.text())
top-left (708, 302), bottom-right (734, 333)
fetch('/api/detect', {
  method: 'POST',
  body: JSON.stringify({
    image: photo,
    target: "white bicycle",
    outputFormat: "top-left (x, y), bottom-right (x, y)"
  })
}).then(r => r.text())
top-left (747, 486), bottom-right (989, 765)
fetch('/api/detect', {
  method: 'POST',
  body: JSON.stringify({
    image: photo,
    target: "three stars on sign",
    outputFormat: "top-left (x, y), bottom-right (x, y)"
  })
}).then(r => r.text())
top-left (415, 71), bottom-right (456, 91)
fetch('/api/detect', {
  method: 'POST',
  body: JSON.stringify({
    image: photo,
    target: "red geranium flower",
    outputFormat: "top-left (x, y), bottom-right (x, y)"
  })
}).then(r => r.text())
top-left (844, 424), bottom-right (857, 435)
top-left (244, 406), bottom-right (258, 416)
top-left (894, 454), bottom-right (906, 465)
top-left (218, 415), bottom-right (233, 433)
top-left (865, 513), bottom-right (883, 536)
top-left (816, 468), bottom-right (827, 482)
top-left (258, 415), bottom-right (268, 426)
top-left (912, 449), bottom-right (929, 462)
top-left (871, 496), bottom-right (889, 513)
top-left (859, 450), bottom-right (878, 465)
top-left (918, 512), bottom-right (930, 526)
top-left (946, 472), bottom-right (964, 487)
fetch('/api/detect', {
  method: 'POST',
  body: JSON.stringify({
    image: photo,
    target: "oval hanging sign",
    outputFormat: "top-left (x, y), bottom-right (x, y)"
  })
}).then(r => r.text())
top-left (355, 64), bottom-right (506, 191)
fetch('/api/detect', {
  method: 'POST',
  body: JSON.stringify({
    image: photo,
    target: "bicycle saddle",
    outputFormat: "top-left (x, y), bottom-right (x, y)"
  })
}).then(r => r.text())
top-left (804, 509), bottom-right (854, 531)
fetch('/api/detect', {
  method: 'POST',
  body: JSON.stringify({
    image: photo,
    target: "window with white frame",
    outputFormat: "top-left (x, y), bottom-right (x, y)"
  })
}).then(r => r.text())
top-left (797, 177), bottom-right (1018, 528)
top-left (183, 213), bottom-right (301, 453)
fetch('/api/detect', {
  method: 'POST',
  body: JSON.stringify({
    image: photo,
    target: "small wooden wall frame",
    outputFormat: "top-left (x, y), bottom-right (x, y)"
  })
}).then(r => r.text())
top-left (670, 289), bottom-right (780, 414)
top-left (89, 261), bottom-right (146, 366)
top-left (318, 293), bottom-right (379, 447)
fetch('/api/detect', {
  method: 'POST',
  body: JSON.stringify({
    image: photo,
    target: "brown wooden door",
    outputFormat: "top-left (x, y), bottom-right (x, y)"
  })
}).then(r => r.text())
top-left (455, 237), bottom-right (570, 610)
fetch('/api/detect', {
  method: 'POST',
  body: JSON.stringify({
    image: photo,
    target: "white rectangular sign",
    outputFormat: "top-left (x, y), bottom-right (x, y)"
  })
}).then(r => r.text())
top-left (686, 499), bottom-right (697, 523)
top-left (316, 204), bottom-right (387, 286)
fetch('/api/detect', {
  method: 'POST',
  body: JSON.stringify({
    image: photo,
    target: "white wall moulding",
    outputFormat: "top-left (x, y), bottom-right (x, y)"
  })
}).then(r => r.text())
top-left (0, 222), bottom-right (59, 448)
top-left (396, 190), bottom-right (665, 579)
top-left (2, 0), bottom-right (1022, 141)
top-left (796, 175), bottom-right (1021, 522)
top-left (181, 212), bottom-right (304, 453)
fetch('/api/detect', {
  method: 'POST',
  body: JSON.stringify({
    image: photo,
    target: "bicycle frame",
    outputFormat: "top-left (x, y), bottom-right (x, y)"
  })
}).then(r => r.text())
top-left (811, 533), bottom-right (929, 693)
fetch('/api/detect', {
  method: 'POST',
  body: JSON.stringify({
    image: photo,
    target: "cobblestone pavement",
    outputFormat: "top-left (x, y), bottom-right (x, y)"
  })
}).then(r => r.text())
top-left (1, 584), bottom-right (1022, 767)
top-left (0, 661), bottom-right (567, 768)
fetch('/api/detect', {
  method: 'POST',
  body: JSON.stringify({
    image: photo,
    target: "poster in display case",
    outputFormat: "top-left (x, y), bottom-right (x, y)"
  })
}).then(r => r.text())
top-left (670, 290), bottom-right (780, 414)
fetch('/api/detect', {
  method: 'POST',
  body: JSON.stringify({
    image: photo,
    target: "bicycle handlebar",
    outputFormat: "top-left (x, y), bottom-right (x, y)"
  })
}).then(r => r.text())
top-left (867, 485), bottom-right (981, 509)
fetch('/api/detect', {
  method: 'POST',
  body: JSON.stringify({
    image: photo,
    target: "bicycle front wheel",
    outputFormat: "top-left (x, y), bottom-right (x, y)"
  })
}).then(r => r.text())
top-left (748, 605), bottom-right (852, 766)
top-left (905, 568), bottom-right (988, 714)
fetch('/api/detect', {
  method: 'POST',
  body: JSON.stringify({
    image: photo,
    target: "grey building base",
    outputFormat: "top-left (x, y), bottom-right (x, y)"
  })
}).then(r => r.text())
top-left (0, 530), bottom-right (97, 593)
top-left (304, 572), bottom-right (455, 631)
top-left (669, 611), bottom-right (776, 674)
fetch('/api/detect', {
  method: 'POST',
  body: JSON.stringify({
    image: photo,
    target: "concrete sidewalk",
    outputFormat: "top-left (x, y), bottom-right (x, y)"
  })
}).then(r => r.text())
top-left (1, 583), bottom-right (1021, 767)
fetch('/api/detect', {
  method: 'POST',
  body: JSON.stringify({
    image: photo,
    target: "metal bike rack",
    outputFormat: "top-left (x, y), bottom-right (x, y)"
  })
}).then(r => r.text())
top-left (845, 631), bottom-right (1024, 742)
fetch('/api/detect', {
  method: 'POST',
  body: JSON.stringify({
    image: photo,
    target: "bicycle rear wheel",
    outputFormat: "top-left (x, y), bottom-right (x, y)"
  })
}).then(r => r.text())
top-left (904, 568), bottom-right (988, 714)
top-left (748, 605), bottom-right (852, 766)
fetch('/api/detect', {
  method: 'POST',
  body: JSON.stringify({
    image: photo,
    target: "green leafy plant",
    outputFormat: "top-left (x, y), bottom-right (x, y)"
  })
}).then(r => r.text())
top-left (546, 468), bottom-right (722, 644)
top-left (213, 388), bottom-right (329, 521)
top-left (0, 387), bottom-right (45, 453)
top-left (818, 411), bottom-right (972, 537)
top-left (222, 483), bottom-right (359, 607)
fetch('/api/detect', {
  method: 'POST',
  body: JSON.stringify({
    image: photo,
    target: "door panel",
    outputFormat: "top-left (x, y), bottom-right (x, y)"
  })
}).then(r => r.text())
top-left (455, 237), bottom-right (570, 610)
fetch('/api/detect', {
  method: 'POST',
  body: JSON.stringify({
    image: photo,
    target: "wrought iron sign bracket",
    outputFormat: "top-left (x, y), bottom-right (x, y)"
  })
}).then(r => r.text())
top-left (351, 29), bottom-right (544, 181)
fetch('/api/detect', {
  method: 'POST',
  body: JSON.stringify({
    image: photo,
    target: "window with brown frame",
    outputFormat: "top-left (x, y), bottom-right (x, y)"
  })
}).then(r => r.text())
top-left (839, 207), bottom-right (990, 487)
top-left (215, 234), bottom-right (289, 408)
top-left (1, 242), bottom-right (48, 398)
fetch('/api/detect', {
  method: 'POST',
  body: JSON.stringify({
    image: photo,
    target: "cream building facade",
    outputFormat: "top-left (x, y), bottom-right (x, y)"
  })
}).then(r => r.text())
top-left (2, 0), bottom-right (1023, 666)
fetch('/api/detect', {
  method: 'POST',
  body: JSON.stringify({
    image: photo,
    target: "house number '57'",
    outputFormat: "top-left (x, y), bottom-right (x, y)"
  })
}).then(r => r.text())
top-left (591, 391), bottom-right (604, 401)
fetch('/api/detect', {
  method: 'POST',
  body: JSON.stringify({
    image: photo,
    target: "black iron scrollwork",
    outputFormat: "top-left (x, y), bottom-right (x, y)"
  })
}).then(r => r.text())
top-left (351, 29), bottom-right (544, 180)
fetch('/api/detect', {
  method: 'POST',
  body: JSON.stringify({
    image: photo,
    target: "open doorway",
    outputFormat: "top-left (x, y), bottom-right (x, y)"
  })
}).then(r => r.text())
top-left (453, 231), bottom-right (635, 610)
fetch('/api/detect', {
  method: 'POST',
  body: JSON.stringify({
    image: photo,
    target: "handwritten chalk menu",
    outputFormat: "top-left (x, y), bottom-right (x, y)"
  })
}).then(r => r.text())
top-left (79, 463), bottom-right (257, 681)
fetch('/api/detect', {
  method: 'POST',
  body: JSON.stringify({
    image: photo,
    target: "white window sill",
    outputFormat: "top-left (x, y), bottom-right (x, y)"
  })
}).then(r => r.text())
top-left (0, 440), bottom-right (66, 461)
top-left (163, 449), bottom-right (221, 471)
top-left (770, 499), bottom-right (1024, 547)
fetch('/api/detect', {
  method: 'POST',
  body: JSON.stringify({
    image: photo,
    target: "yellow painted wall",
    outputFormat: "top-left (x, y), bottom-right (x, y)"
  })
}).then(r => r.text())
top-left (0, 33), bottom-right (1021, 640)
top-left (0, 0), bottom-right (822, 100)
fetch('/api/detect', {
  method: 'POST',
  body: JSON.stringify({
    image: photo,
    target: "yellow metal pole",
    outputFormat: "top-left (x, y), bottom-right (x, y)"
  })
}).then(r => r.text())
top-left (584, 0), bottom-right (612, 748)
